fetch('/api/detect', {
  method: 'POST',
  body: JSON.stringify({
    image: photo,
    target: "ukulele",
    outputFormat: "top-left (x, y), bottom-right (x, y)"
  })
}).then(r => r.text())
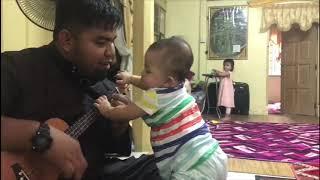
top-left (1, 87), bottom-right (121, 180)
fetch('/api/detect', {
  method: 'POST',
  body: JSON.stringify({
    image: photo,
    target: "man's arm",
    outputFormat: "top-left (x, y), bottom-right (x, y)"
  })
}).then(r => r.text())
top-left (1, 116), bottom-right (40, 151)
top-left (1, 52), bottom-right (87, 180)
top-left (1, 116), bottom-right (87, 180)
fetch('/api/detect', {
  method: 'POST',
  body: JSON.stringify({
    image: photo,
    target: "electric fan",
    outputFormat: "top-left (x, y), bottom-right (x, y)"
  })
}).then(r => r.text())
top-left (16, 0), bottom-right (56, 31)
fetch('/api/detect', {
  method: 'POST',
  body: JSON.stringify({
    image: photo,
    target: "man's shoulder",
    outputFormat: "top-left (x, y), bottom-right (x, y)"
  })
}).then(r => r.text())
top-left (1, 45), bottom-right (51, 65)
top-left (1, 44), bottom-right (57, 82)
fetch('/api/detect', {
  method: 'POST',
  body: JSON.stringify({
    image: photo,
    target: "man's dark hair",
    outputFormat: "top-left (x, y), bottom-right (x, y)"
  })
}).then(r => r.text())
top-left (53, 0), bottom-right (122, 39)
top-left (223, 58), bottom-right (235, 71)
top-left (147, 36), bottom-right (194, 82)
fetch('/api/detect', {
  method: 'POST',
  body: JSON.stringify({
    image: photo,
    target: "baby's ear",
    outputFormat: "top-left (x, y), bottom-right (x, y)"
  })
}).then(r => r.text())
top-left (164, 76), bottom-right (178, 88)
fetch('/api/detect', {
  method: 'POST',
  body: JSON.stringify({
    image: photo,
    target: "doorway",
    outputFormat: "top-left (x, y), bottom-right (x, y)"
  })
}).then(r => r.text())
top-left (268, 24), bottom-right (319, 116)
top-left (267, 26), bottom-right (282, 114)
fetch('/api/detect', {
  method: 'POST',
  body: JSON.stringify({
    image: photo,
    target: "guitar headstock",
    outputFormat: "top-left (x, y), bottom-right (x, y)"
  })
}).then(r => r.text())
top-left (11, 163), bottom-right (30, 180)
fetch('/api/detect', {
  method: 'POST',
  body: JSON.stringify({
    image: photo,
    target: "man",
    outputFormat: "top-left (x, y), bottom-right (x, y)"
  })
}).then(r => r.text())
top-left (1, 0), bottom-right (131, 179)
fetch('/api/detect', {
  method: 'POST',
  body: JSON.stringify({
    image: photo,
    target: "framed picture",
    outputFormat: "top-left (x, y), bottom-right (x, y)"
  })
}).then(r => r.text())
top-left (208, 6), bottom-right (248, 60)
top-left (154, 3), bottom-right (166, 41)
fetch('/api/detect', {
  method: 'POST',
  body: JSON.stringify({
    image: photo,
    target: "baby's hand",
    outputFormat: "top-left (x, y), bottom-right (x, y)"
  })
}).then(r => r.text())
top-left (116, 84), bottom-right (129, 94)
top-left (115, 71), bottom-right (131, 86)
top-left (94, 95), bottom-right (112, 115)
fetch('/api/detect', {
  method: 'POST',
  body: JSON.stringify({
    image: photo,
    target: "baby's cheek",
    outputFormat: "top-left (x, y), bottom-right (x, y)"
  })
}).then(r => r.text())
top-left (142, 78), bottom-right (153, 88)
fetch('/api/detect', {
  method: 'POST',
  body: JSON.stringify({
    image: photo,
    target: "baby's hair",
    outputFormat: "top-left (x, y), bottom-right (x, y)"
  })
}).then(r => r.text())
top-left (147, 36), bottom-right (194, 82)
top-left (223, 58), bottom-right (234, 71)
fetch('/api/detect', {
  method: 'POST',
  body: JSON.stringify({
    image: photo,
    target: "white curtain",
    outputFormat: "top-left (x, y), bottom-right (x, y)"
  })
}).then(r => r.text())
top-left (113, 0), bottom-right (134, 99)
top-left (113, 0), bottom-right (133, 73)
top-left (249, 0), bottom-right (319, 7)
top-left (115, 27), bottom-right (133, 74)
top-left (260, 2), bottom-right (319, 32)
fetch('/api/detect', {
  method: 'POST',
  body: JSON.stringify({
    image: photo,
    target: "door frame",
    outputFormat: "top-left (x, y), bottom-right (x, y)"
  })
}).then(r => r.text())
top-left (280, 24), bottom-right (319, 117)
top-left (267, 25), bottom-right (319, 117)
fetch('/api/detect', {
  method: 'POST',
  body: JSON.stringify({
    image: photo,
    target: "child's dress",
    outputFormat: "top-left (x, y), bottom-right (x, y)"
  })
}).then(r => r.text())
top-left (217, 71), bottom-right (235, 108)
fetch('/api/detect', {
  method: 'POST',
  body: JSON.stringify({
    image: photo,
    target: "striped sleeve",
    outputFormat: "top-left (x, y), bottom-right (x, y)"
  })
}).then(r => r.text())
top-left (135, 89), bottom-right (160, 115)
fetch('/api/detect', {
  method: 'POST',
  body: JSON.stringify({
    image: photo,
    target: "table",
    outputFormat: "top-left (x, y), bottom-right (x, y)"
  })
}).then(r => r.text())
top-left (201, 73), bottom-right (222, 119)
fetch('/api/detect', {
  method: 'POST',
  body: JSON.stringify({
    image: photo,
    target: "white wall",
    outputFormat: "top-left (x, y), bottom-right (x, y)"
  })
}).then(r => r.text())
top-left (1, 0), bottom-right (52, 52)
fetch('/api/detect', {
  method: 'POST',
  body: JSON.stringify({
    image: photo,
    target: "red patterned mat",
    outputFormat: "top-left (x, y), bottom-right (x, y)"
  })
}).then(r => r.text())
top-left (291, 163), bottom-right (319, 180)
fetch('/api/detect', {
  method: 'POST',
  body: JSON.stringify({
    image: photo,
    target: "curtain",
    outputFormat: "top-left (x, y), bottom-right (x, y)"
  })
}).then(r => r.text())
top-left (121, 0), bottom-right (133, 48)
top-left (270, 26), bottom-right (282, 61)
top-left (112, 0), bottom-right (133, 73)
top-left (249, 0), bottom-right (318, 7)
top-left (268, 25), bottom-right (282, 75)
top-left (260, 2), bottom-right (319, 32)
top-left (112, 0), bottom-right (134, 98)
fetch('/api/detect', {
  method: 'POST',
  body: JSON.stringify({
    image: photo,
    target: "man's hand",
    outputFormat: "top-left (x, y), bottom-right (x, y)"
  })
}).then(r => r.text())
top-left (43, 124), bottom-right (87, 180)
top-left (1, 117), bottom-right (87, 180)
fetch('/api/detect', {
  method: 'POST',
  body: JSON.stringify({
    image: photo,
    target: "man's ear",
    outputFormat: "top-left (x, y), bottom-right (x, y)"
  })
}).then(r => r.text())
top-left (164, 76), bottom-right (179, 88)
top-left (57, 29), bottom-right (74, 53)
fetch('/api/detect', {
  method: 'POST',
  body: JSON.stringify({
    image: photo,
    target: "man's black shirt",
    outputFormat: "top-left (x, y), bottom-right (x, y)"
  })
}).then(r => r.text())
top-left (1, 44), bottom-right (131, 179)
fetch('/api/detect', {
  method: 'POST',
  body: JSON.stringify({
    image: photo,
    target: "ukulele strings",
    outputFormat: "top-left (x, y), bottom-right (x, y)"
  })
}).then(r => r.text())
top-left (64, 108), bottom-right (95, 136)
top-left (66, 88), bottom-right (120, 138)
top-left (67, 109), bottom-right (98, 138)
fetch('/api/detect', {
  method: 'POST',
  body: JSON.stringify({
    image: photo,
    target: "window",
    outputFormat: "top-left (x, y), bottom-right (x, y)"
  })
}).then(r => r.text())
top-left (154, 3), bottom-right (166, 41)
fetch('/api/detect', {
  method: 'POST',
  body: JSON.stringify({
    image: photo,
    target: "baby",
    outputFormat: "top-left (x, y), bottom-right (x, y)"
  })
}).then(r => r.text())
top-left (94, 36), bottom-right (228, 180)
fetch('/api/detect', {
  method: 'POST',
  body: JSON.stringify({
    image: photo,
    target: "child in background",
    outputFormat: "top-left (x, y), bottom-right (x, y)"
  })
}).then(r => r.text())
top-left (94, 37), bottom-right (228, 180)
top-left (212, 59), bottom-right (235, 121)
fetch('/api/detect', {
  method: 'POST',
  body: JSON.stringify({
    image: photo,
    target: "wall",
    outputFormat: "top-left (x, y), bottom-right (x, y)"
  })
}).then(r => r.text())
top-left (1, 0), bottom-right (52, 52)
top-left (166, 0), bottom-right (201, 76)
top-left (268, 76), bottom-right (281, 103)
top-left (316, 26), bottom-right (319, 117)
top-left (166, 0), bottom-right (269, 115)
top-left (131, 0), bottom-right (154, 152)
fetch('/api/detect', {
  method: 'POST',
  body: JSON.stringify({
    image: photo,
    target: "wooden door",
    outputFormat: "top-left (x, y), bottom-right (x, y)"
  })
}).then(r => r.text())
top-left (281, 24), bottom-right (318, 116)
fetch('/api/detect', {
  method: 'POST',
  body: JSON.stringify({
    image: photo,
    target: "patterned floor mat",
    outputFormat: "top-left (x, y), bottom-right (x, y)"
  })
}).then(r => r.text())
top-left (291, 162), bottom-right (319, 180)
top-left (207, 121), bottom-right (319, 164)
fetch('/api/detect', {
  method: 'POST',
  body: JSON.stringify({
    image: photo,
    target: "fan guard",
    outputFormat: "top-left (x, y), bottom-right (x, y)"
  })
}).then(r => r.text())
top-left (16, 0), bottom-right (56, 31)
